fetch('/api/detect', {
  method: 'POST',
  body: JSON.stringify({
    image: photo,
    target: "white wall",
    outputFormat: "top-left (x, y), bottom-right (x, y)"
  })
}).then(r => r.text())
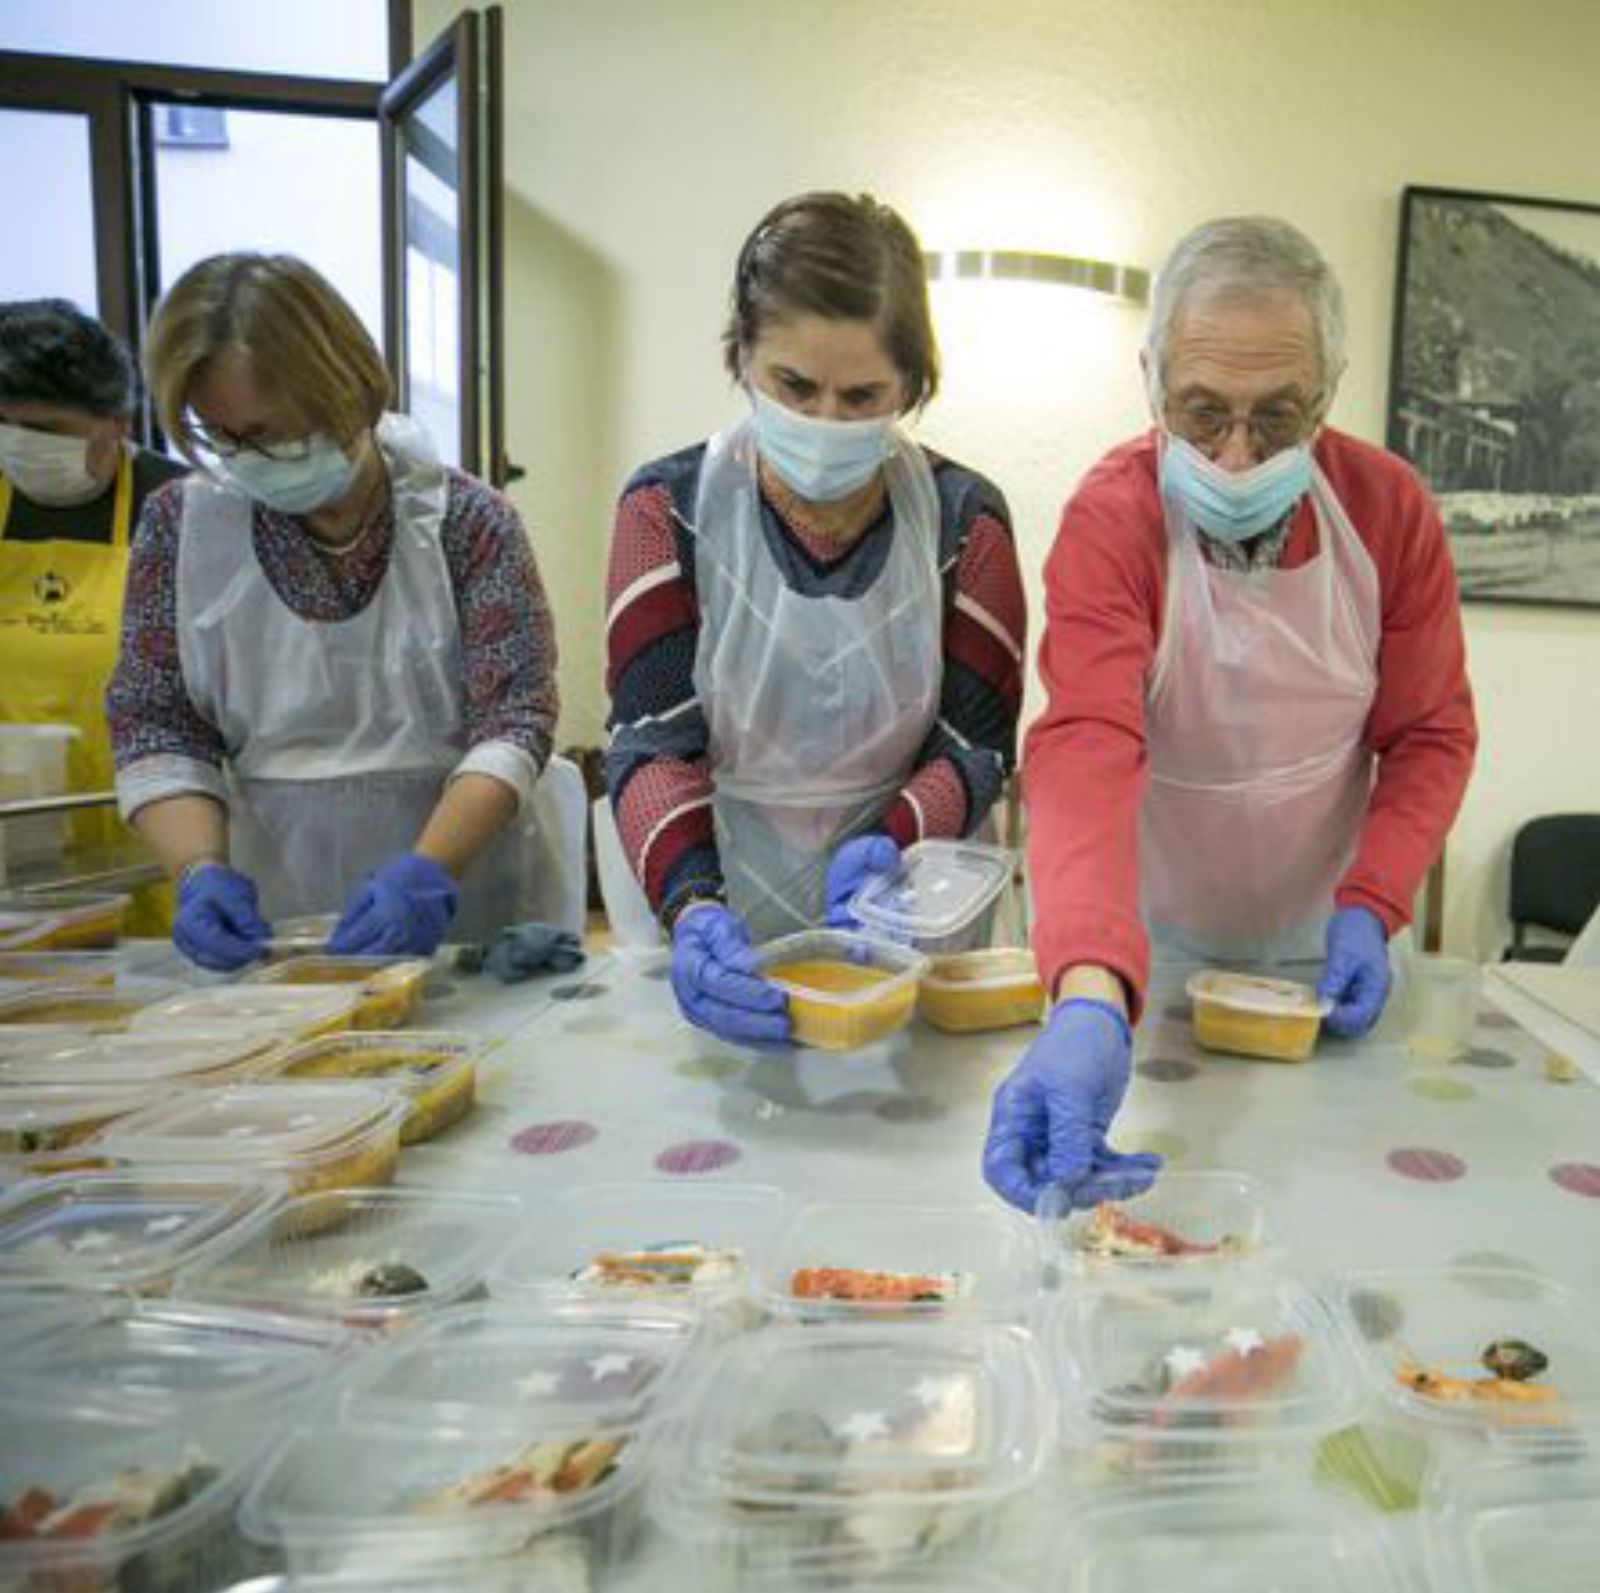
top-left (416, 0), bottom-right (1600, 957)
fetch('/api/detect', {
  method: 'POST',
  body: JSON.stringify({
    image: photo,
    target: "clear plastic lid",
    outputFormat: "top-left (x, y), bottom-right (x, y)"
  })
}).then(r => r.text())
top-left (761, 1200), bottom-right (1041, 1322)
top-left (1050, 1479), bottom-right (1409, 1591)
top-left (265, 1030), bottom-right (482, 1088)
top-left (0, 951), bottom-right (119, 985)
top-left (173, 1187), bottom-right (523, 1328)
top-left (1185, 970), bottom-right (1331, 1018)
top-left (342, 1299), bottom-right (694, 1432)
top-left (0, 1298), bottom-right (355, 1419)
top-left (0, 1028), bottom-right (287, 1088)
top-left (1423, 1450), bottom-right (1600, 1593)
top-left (0, 979), bottom-right (183, 1032)
top-left (94, 1082), bottom-right (403, 1165)
top-left (221, 1570), bottom-right (566, 1593)
top-left (489, 1180), bottom-right (787, 1307)
top-left (0, 889), bottom-right (128, 950)
top-left (1051, 1273), bottom-right (1358, 1457)
top-left (1039, 1170), bottom-right (1278, 1273)
top-left (261, 914), bottom-right (341, 962)
top-left (672, 1322), bottom-right (1048, 1510)
top-left (247, 955), bottom-right (430, 990)
top-left (919, 947), bottom-right (1039, 991)
top-left (848, 840), bottom-right (1013, 943)
top-left (131, 985), bottom-right (362, 1038)
top-left (0, 1082), bottom-right (168, 1180)
top-left (1333, 1264), bottom-right (1600, 1434)
top-left (0, 1169), bottom-right (285, 1292)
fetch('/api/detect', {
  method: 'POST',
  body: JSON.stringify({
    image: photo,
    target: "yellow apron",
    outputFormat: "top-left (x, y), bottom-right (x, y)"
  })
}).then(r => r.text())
top-left (0, 457), bottom-right (173, 932)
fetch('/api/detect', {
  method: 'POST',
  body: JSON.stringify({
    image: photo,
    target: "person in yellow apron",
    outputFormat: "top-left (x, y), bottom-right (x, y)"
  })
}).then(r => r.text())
top-left (0, 299), bottom-right (185, 931)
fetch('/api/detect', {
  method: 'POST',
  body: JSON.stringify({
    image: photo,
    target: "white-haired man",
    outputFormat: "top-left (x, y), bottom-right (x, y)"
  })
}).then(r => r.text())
top-left (984, 216), bottom-right (1477, 1214)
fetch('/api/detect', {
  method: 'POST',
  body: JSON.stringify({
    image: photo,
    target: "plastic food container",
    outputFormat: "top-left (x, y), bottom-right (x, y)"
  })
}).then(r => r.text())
top-left (659, 1323), bottom-right (1048, 1584)
top-left (0, 1169), bottom-right (286, 1295)
top-left (174, 1187), bottom-right (522, 1332)
top-left (239, 1401), bottom-right (660, 1578)
top-left (132, 985), bottom-right (362, 1042)
top-left (1050, 1478), bottom-right (1409, 1592)
top-left (848, 839), bottom-right (1014, 955)
top-left (0, 1083), bottom-right (166, 1182)
top-left (0, 950), bottom-right (118, 985)
top-left (260, 1031), bottom-right (481, 1143)
top-left (0, 1028), bottom-right (289, 1089)
top-left (341, 1299), bottom-right (694, 1431)
top-left (1422, 1451), bottom-right (1600, 1593)
top-left (0, 889), bottom-right (128, 951)
top-left (761, 1201), bottom-right (1040, 1323)
top-left (217, 1569), bottom-right (562, 1593)
top-left (1050, 1272), bottom-right (1359, 1477)
top-left (246, 956), bottom-right (431, 1030)
top-left (0, 722), bottom-right (77, 880)
top-left (489, 1181), bottom-right (787, 1317)
top-left (917, 948), bottom-right (1043, 1033)
top-left (1333, 1264), bottom-right (1600, 1436)
top-left (0, 978), bottom-right (183, 1034)
top-left (752, 930), bottom-right (926, 1051)
top-left (0, 1298), bottom-right (355, 1421)
top-left (1039, 1170), bottom-right (1277, 1274)
top-left (92, 1083), bottom-right (408, 1205)
top-left (1186, 971), bottom-right (1331, 1062)
top-left (262, 914), bottom-right (341, 963)
top-left (0, 1394), bottom-right (277, 1593)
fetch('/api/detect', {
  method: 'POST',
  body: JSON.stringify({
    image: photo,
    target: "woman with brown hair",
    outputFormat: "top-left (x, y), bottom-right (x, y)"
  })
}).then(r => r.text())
top-left (108, 252), bottom-right (561, 970)
top-left (602, 191), bottom-right (1026, 1045)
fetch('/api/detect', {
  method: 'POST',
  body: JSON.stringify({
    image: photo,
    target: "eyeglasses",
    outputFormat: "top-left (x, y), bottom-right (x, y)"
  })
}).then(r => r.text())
top-left (187, 416), bottom-right (314, 463)
top-left (1165, 395), bottom-right (1321, 457)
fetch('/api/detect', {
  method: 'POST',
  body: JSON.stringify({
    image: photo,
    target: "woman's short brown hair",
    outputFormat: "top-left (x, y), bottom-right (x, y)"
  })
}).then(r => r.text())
top-left (146, 252), bottom-right (390, 462)
top-left (722, 192), bottom-right (939, 411)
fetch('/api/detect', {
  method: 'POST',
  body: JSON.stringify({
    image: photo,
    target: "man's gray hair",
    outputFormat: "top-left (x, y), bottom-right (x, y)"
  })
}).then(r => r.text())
top-left (1143, 216), bottom-right (1346, 398)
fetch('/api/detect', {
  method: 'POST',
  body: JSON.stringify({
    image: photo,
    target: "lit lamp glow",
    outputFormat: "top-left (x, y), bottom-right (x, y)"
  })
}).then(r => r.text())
top-left (923, 249), bottom-right (1149, 305)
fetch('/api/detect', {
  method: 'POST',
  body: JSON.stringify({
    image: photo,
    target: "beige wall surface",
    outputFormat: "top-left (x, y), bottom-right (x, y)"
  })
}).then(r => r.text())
top-left (416, 0), bottom-right (1600, 957)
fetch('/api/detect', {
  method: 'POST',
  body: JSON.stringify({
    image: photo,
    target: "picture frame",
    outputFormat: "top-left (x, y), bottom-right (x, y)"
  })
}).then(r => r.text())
top-left (1386, 184), bottom-right (1600, 607)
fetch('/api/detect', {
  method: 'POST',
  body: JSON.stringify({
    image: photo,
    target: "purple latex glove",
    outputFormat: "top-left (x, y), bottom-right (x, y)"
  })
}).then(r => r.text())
top-left (670, 904), bottom-right (791, 1046)
top-left (328, 853), bottom-right (459, 957)
top-left (982, 998), bottom-right (1163, 1214)
top-left (824, 834), bottom-right (901, 931)
top-left (173, 863), bottom-right (270, 972)
top-left (1317, 905), bottom-right (1391, 1038)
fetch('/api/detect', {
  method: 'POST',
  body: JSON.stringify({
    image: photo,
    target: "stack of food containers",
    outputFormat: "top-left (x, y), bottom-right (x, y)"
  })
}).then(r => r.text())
top-left (0, 888), bottom-right (128, 951)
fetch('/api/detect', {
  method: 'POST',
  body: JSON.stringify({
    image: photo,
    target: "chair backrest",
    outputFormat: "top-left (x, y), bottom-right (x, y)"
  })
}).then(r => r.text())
top-left (1509, 813), bottom-right (1600, 953)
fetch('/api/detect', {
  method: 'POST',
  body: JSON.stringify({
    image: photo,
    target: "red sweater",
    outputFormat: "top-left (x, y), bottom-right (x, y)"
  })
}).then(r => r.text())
top-left (1025, 427), bottom-right (1477, 1020)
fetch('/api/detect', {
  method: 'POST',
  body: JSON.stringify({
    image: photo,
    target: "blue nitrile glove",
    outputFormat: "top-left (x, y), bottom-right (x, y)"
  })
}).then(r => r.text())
top-left (1317, 905), bottom-right (1392, 1039)
top-left (824, 834), bottom-right (901, 931)
top-left (670, 903), bottom-right (791, 1046)
top-left (328, 853), bottom-right (460, 957)
top-left (173, 863), bottom-right (271, 972)
top-left (982, 997), bottom-right (1163, 1214)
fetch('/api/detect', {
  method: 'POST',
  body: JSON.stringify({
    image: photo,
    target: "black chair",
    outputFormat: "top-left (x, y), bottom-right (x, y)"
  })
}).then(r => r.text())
top-left (1505, 814), bottom-right (1600, 962)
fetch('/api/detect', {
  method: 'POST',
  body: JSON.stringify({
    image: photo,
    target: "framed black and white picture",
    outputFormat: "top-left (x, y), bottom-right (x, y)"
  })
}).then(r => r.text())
top-left (1387, 185), bottom-right (1600, 606)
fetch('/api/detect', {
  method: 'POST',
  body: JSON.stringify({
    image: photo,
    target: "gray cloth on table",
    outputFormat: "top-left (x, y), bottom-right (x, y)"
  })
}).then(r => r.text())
top-left (456, 921), bottom-right (585, 982)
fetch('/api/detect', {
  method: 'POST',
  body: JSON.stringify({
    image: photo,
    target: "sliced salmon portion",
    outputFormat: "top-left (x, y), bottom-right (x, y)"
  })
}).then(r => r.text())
top-left (790, 1266), bottom-right (959, 1303)
top-left (1151, 1332), bottom-right (1304, 1430)
top-left (1085, 1203), bottom-right (1231, 1258)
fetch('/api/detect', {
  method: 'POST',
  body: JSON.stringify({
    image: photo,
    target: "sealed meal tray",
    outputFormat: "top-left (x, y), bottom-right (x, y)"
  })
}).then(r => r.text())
top-left (0, 889), bottom-right (128, 951)
top-left (0, 1028), bottom-right (287, 1090)
top-left (261, 914), bottom-right (341, 963)
top-left (0, 1169), bottom-right (286, 1295)
top-left (918, 947), bottom-right (1044, 1033)
top-left (1186, 970), bottom-right (1331, 1062)
top-left (132, 985), bottom-right (361, 1042)
top-left (92, 1083), bottom-right (408, 1202)
top-left (260, 1031), bottom-right (482, 1143)
top-left (848, 839), bottom-right (1014, 954)
top-left (0, 978), bottom-right (184, 1035)
top-left (750, 930), bottom-right (925, 1051)
top-left (174, 1187), bottom-right (522, 1332)
top-left (0, 951), bottom-right (118, 985)
top-left (0, 1394), bottom-right (278, 1593)
top-left (761, 1200), bottom-right (1040, 1323)
top-left (245, 956), bottom-right (430, 1031)
top-left (1040, 1169), bottom-right (1277, 1273)
top-left (0, 1083), bottom-right (166, 1183)
top-left (1333, 1264), bottom-right (1600, 1435)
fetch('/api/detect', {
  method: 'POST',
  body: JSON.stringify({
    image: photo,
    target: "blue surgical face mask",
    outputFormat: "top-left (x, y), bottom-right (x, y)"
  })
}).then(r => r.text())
top-left (215, 435), bottom-right (357, 516)
top-left (1158, 433), bottom-right (1313, 545)
top-left (748, 387), bottom-right (894, 503)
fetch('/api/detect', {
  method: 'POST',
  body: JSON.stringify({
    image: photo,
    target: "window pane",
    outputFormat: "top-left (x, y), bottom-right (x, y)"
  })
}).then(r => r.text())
top-left (152, 107), bottom-right (382, 352)
top-left (0, 0), bottom-right (388, 80)
top-left (401, 76), bottom-right (462, 467)
top-left (0, 108), bottom-right (97, 311)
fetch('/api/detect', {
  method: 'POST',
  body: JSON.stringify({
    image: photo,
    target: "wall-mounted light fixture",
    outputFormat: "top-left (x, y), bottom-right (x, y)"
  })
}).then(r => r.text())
top-left (924, 249), bottom-right (1149, 305)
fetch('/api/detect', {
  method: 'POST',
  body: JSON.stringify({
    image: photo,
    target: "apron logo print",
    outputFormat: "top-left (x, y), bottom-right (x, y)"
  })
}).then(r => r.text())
top-left (33, 570), bottom-right (70, 605)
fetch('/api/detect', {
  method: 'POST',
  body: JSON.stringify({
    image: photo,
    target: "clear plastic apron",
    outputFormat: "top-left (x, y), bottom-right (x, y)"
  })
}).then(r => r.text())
top-left (1141, 461), bottom-right (1381, 964)
top-left (176, 414), bottom-right (546, 937)
top-left (690, 419), bottom-right (943, 940)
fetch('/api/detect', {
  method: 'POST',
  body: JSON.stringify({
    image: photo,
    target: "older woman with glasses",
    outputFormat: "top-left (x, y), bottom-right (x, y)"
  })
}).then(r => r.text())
top-left (983, 216), bottom-right (1477, 1216)
top-left (107, 253), bottom-right (560, 970)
